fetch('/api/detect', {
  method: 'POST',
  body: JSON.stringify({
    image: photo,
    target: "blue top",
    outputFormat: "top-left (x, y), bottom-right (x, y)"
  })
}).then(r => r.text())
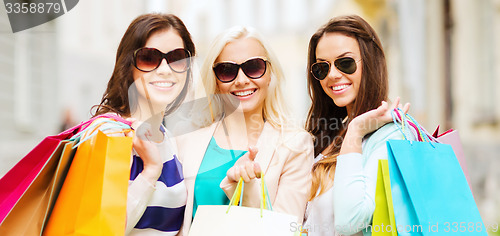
top-left (192, 136), bottom-right (247, 218)
top-left (332, 123), bottom-right (414, 236)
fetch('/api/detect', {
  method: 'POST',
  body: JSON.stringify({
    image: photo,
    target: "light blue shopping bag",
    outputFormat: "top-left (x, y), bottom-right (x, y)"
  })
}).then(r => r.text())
top-left (387, 110), bottom-right (486, 236)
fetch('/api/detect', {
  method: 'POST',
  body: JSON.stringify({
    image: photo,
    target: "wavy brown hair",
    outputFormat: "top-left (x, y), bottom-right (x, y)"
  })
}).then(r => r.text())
top-left (305, 15), bottom-right (388, 200)
top-left (92, 13), bottom-right (195, 117)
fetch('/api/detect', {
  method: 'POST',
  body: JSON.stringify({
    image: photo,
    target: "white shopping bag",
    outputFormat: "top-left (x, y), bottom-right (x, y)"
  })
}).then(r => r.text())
top-left (189, 205), bottom-right (297, 236)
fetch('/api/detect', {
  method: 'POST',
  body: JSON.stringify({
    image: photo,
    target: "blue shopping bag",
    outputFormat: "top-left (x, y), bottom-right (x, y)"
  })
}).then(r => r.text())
top-left (387, 110), bottom-right (486, 236)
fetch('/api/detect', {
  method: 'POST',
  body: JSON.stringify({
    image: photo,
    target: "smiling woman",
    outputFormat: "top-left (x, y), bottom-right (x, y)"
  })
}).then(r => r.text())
top-left (131, 30), bottom-right (190, 117)
top-left (303, 15), bottom-right (411, 236)
top-left (91, 13), bottom-right (196, 235)
top-left (175, 26), bottom-right (314, 235)
top-left (214, 37), bottom-right (271, 116)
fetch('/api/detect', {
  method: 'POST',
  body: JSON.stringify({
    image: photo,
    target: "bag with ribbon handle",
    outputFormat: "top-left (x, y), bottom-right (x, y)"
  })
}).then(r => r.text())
top-left (189, 175), bottom-right (298, 236)
top-left (392, 111), bottom-right (473, 192)
top-left (387, 108), bottom-right (485, 236)
top-left (0, 114), bottom-right (131, 236)
top-left (42, 116), bottom-right (133, 236)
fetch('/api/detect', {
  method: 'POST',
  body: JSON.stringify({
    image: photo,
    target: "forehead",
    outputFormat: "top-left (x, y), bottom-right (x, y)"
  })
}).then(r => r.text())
top-left (144, 29), bottom-right (184, 53)
top-left (216, 37), bottom-right (266, 63)
top-left (315, 32), bottom-right (360, 60)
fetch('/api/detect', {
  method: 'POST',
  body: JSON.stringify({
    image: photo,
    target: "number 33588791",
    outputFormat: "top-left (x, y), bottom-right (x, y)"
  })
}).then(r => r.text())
top-left (5, 2), bottom-right (61, 14)
top-left (442, 222), bottom-right (498, 232)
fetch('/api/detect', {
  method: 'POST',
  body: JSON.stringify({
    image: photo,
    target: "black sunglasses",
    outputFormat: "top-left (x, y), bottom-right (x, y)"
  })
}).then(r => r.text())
top-left (133, 47), bottom-right (191, 73)
top-left (213, 57), bottom-right (268, 83)
top-left (311, 57), bottom-right (360, 80)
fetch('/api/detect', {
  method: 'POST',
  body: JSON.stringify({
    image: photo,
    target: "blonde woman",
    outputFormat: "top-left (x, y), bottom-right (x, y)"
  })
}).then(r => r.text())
top-left (176, 26), bottom-right (313, 235)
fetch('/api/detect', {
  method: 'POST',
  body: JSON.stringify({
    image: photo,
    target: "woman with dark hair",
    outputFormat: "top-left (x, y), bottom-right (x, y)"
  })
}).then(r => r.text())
top-left (303, 15), bottom-right (411, 235)
top-left (92, 13), bottom-right (195, 235)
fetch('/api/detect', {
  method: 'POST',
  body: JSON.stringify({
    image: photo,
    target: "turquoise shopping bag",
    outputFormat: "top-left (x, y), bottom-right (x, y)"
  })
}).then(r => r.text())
top-left (387, 110), bottom-right (485, 235)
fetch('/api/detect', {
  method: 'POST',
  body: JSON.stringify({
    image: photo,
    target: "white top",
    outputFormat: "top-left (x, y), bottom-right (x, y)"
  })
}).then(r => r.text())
top-left (304, 123), bottom-right (409, 236)
top-left (303, 154), bottom-right (363, 236)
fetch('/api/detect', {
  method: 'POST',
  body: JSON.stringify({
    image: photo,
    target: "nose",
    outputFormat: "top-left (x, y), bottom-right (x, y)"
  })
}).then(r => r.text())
top-left (233, 67), bottom-right (250, 86)
top-left (156, 58), bottom-right (173, 75)
top-left (327, 64), bottom-right (343, 80)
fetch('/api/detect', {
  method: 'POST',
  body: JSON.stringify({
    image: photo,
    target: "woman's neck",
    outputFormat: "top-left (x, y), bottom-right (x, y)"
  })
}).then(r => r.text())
top-left (221, 105), bottom-right (265, 147)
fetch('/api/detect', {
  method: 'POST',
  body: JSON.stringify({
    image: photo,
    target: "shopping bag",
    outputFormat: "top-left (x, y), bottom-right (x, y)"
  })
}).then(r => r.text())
top-left (0, 113), bottom-right (130, 219)
top-left (189, 176), bottom-right (297, 236)
top-left (43, 129), bottom-right (133, 236)
top-left (0, 137), bottom-right (65, 224)
top-left (0, 114), bottom-right (130, 235)
top-left (433, 128), bottom-right (472, 191)
top-left (190, 205), bottom-right (296, 236)
top-left (373, 159), bottom-right (397, 236)
top-left (393, 113), bottom-right (473, 192)
top-left (0, 141), bottom-right (76, 235)
top-left (0, 117), bottom-right (92, 224)
top-left (387, 110), bottom-right (485, 236)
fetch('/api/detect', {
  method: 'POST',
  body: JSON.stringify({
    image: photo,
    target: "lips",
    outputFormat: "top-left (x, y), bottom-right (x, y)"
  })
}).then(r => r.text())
top-left (231, 89), bottom-right (257, 97)
top-left (330, 83), bottom-right (351, 93)
top-left (150, 81), bottom-right (175, 88)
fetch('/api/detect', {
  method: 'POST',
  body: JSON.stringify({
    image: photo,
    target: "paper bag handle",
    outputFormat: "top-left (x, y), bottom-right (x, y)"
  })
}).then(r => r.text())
top-left (391, 108), bottom-right (436, 147)
top-left (226, 174), bottom-right (272, 217)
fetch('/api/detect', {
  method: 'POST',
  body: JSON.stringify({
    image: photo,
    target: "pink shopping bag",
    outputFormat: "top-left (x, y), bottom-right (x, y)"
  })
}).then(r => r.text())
top-left (0, 114), bottom-right (130, 224)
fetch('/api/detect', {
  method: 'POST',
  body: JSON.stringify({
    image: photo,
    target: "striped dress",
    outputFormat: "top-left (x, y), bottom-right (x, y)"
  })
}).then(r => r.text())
top-left (126, 126), bottom-right (187, 235)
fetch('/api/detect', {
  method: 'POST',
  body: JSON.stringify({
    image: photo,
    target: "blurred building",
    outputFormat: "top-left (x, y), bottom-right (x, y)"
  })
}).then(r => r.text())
top-left (0, 0), bottom-right (150, 179)
top-left (0, 5), bottom-right (59, 171)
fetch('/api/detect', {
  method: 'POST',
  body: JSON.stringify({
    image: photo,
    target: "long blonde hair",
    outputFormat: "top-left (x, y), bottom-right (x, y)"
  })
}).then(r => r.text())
top-left (192, 26), bottom-right (292, 130)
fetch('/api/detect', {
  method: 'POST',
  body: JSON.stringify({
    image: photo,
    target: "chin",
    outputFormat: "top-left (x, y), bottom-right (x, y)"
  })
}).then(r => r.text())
top-left (151, 96), bottom-right (176, 107)
top-left (332, 97), bottom-right (354, 108)
top-left (240, 104), bottom-right (262, 114)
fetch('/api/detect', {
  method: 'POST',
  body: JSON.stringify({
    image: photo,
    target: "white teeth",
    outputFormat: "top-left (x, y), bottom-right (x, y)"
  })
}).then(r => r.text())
top-left (233, 89), bottom-right (255, 96)
top-left (332, 84), bottom-right (350, 91)
top-left (151, 82), bottom-right (174, 88)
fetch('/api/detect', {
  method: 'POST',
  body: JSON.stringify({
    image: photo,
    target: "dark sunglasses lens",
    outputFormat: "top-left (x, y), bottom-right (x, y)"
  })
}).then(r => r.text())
top-left (335, 57), bottom-right (357, 74)
top-left (311, 62), bottom-right (330, 80)
top-left (166, 48), bottom-right (190, 72)
top-left (214, 63), bottom-right (239, 82)
top-left (135, 48), bottom-right (162, 71)
top-left (241, 58), bottom-right (266, 79)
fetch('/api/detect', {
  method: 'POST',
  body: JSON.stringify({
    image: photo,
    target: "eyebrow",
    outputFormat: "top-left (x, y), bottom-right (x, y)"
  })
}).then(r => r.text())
top-left (214, 56), bottom-right (268, 65)
top-left (317, 51), bottom-right (354, 61)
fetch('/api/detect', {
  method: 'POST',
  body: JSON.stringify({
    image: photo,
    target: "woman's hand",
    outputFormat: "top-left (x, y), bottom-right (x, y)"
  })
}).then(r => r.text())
top-left (126, 118), bottom-right (163, 185)
top-left (226, 146), bottom-right (262, 183)
top-left (349, 97), bottom-right (410, 137)
top-left (340, 97), bottom-right (410, 155)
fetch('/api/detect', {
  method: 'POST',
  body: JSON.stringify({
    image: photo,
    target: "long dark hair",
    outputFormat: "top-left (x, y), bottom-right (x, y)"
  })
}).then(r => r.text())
top-left (92, 13), bottom-right (196, 117)
top-left (305, 15), bottom-right (388, 200)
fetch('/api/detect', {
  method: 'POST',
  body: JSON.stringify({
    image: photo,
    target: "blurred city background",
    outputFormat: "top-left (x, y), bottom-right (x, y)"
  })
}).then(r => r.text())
top-left (0, 0), bottom-right (499, 233)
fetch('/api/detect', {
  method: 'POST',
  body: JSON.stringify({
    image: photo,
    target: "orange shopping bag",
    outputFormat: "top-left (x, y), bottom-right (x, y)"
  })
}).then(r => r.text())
top-left (43, 129), bottom-right (132, 236)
